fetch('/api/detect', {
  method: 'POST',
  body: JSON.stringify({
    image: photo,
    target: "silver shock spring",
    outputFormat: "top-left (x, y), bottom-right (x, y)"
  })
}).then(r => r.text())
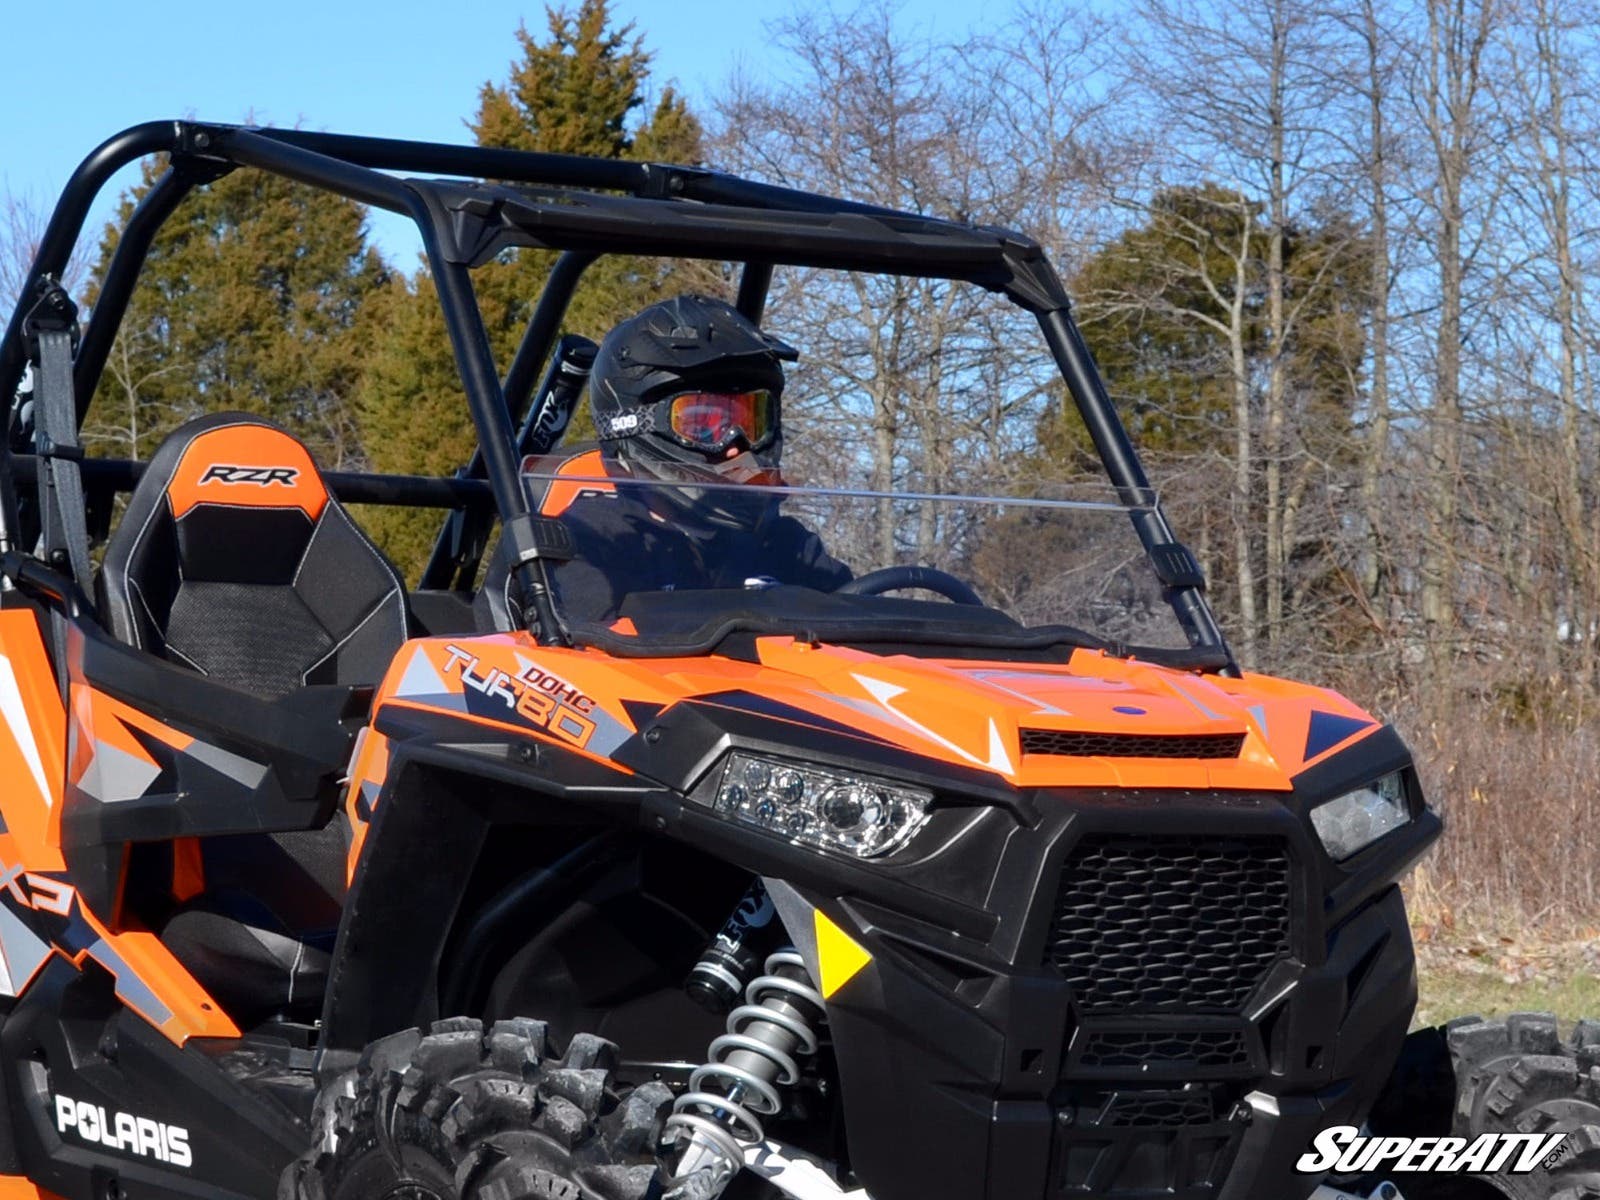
top-left (664, 948), bottom-right (825, 1195)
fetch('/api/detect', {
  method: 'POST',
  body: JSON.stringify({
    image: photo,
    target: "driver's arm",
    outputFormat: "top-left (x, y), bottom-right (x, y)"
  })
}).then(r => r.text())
top-left (554, 496), bottom-right (698, 622)
top-left (764, 516), bottom-right (853, 590)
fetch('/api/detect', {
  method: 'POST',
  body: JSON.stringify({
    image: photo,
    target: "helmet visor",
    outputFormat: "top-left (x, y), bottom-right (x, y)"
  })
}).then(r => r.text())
top-left (660, 389), bottom-right (777, 453)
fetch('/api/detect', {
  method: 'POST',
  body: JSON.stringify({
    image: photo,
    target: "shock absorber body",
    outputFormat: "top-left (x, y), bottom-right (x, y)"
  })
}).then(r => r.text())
top-left (686, 879), bottom-right (780, 1014)
top-left (665, 949), bottom-right (826, 1197)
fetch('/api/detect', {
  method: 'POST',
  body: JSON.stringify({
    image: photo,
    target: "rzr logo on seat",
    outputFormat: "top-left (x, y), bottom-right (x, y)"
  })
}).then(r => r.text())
top-left (198, 464), bottom-right (300, 486)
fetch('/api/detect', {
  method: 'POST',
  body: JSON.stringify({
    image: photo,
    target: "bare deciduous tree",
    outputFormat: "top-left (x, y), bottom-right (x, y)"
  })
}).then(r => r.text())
top-left (1408, 0), bottom-right (1506, 671)
top-left (712, 6), bottom-right (1108, 562)
top-left (1, 186), bottom-right (91, 315)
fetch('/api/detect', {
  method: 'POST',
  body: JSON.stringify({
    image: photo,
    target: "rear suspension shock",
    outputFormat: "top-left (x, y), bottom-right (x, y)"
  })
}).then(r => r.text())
top-left (664, 948), bottom-right (826, 1196)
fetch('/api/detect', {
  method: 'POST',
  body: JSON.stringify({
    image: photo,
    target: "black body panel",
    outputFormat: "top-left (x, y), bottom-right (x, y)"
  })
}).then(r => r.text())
top-left (320, 694), bottom-right (1435, 1200)
top-left (59, 623), bottom-right (361, 918)
top-left (1, 960), bottom-right (303, 1199)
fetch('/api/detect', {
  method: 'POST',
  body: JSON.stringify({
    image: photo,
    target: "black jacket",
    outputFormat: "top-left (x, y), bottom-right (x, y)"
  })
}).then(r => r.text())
top-left (550, 492), bottom-right (853, 622)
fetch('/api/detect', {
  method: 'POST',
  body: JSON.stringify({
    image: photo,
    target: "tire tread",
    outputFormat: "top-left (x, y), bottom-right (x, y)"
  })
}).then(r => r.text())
top-left (282, 1018), bottom-right (670, 1200)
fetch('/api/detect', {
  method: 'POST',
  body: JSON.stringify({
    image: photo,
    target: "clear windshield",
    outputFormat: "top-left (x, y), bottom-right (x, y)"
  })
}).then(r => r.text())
top-left (521, 454), bottom-right (1195, 662)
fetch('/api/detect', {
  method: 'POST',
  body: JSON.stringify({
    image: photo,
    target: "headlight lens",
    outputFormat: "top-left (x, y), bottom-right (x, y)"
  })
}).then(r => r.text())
top-left (712, 751), bottom-right (933, 859)
top-left (1310, 771), bottom-right (1411, 860)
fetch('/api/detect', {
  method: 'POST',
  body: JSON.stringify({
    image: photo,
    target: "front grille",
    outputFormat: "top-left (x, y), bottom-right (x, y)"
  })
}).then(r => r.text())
top-left (1046, 835), bottom-right (1292, 1012)
top-left (1099, 1087), bottom-right (1222, 1128)
top-left (1077, 1028), bottom-right (1253, 1072)
top-left (1053, 1084), bottom-right (1249, 1196)
top-left (1020, 729), bottom-right (1245, 758)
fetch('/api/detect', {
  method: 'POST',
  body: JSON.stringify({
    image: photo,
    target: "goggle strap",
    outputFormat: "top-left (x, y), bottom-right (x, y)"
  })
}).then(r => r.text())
top-left (595, 408), bottom-right (658, 440)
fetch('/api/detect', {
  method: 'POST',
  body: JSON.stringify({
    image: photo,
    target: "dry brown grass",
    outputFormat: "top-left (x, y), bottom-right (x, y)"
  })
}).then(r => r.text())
top-left (1394, 699), bottom-right (1600, 938)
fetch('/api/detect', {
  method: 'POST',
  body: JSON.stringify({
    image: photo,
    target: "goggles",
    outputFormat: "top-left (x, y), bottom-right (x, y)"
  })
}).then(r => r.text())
top-left (654, 389), bottom-right (778, 454)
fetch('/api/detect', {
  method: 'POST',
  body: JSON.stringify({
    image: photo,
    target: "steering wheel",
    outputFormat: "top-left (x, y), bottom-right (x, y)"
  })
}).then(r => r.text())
top-left (835, 565), bottom-right (983, 606)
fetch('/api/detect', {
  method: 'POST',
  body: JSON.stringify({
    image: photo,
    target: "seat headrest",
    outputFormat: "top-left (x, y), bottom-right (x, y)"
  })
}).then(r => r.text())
top-left (162, 421), bottom-right (329, 521)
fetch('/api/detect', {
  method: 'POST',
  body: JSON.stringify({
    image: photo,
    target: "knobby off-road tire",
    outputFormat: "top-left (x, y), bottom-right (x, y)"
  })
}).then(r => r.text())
top-left (1449, 1012), bottom-right (1600, 1200)
top-left (280, 1017), bottom-right (674, 1200)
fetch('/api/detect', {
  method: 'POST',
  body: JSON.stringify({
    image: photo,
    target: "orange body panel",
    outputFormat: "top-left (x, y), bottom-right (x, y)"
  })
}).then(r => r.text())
top-left (0, 614), bottom-right (240, 1043)
top-left (0, 1176), bottom-right (66, 1198)
top-left (343, 725), bottom-right (391, 882)
top-left (63, 914), bottom-right (239, 1043)
top-left (0, 610), bottom-right (67, 869)
top-left (352, 629), bottom-right (1383, 830)
top-left (67, 684), bottom-right (195, 786)
top-left (0, 816), bottom-right (239, 1044)
top-left (6, 575), bottom-right (1382, 1045)
top-left (374, 636), bottom-right (664, 767)
top-left (57, 685), bottom-right (241, 1042)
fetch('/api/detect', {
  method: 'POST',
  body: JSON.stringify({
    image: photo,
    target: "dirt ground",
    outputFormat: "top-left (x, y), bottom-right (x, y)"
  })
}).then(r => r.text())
top-left (1412, 920), bottom-right (1600, 1028)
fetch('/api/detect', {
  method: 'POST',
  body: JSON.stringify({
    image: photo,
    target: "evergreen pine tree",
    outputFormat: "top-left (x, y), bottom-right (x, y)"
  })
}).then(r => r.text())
top-left (84, 158), bottom-right (386, 464)
top-left (470, 2), bottom-right (648, 156)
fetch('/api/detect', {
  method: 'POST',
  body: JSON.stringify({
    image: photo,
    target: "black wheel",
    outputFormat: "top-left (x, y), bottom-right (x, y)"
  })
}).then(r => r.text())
top-left (281, 1017), bottom-right (672, 1200)
top-left (1448, 1012), bottom-right (1600, 1200)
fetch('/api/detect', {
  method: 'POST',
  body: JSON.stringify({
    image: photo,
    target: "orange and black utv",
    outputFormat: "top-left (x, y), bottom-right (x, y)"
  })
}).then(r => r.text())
top-left (0, 122), bottom-right (1446, 1200)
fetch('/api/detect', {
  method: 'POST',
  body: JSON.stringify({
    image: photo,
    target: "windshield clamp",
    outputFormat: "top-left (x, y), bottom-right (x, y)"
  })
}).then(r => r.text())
top-left (1149, 542), bottom-right (1206, 591)
top-left (503, 513), bottom-right (574, 566)
top-left (501, 514), bottom-right (572, 647)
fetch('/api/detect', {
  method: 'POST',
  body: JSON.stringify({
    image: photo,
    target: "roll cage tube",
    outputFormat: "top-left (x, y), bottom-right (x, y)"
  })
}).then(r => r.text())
top-left (1038, 309), bottom-right (1233, 665)
top-left (0, 121), bottom-right (182, 414)
top-left (216, 127), bottom-right (570, 643)
top-left (0, 119), bottom-right (1234, 668)
top-left (419, 250), bottom-right (600, 593)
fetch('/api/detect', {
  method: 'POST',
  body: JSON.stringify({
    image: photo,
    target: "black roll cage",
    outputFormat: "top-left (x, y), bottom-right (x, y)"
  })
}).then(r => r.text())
top-left (0, 120), bottom-right (1234, 670)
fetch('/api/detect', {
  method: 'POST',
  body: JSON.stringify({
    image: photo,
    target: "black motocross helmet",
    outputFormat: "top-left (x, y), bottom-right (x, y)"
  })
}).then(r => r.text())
top-left (589, 294), bottom-right (797, 530)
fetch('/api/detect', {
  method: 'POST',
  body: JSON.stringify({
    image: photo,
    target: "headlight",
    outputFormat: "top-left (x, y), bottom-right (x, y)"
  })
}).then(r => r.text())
top-left (711, 751), bottom-right (933, 859)
top-left (1309, 771), bottom-right (1411, 860)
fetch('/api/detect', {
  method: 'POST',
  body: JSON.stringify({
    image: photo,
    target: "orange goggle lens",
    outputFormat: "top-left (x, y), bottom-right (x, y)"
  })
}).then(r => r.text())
top-left (663, 389), bottom-right (776, 452)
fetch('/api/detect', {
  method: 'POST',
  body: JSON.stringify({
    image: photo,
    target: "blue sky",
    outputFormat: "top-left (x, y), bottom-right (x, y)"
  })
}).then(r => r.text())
top-left (2, 0), bottom-right (1014, 265)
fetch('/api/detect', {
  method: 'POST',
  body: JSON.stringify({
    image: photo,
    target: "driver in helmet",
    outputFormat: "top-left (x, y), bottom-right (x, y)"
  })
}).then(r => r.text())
top-left (547, 294), bottom-right (851, 622)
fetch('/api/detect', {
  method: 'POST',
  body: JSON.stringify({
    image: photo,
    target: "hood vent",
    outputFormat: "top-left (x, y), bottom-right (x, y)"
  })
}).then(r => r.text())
top-left (1020, 729), bottom-right (1245, 759)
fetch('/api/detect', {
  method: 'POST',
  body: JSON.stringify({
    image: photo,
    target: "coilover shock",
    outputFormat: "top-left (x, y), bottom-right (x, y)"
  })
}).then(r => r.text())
top-left (664, 948), bottom-right (826, 1197)
top-left (686, 880), bottom-right (781, 1014)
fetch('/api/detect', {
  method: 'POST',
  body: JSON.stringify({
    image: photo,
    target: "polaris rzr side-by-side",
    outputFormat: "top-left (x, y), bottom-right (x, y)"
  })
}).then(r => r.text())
top-left (0, 121), bottom-right (1456, 1200)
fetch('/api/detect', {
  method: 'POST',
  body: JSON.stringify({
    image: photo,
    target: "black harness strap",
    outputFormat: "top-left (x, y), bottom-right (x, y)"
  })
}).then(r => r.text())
top-left (23, 280), bottom-right (91, 589)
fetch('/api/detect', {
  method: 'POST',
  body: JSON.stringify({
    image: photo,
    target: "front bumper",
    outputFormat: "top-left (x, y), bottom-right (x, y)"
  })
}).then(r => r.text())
top-left (779, 804), bottom-right (1430, 1200)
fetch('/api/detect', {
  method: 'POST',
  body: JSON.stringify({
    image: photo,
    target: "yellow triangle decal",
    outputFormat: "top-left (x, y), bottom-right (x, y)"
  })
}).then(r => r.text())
top-left (813, 908), bottom-right (872, 999)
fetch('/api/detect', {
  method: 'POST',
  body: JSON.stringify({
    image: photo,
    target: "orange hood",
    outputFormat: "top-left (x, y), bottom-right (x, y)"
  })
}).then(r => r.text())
top-left (379, 634), bottom-right (1385, 792)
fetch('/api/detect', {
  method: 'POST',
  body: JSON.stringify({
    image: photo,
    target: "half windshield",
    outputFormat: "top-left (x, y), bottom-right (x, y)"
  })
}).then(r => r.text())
top-left (520, 454), bottom-right (1203, 665)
